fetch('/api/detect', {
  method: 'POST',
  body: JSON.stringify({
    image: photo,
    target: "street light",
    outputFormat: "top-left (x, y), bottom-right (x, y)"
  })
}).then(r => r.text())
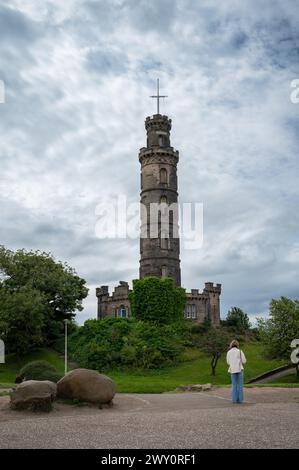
top-left (64, 319), bottom-right (68, 375)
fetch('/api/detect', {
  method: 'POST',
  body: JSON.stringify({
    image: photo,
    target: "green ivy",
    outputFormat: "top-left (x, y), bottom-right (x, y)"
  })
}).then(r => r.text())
top-left (129, 277), bottom-right (186, 324)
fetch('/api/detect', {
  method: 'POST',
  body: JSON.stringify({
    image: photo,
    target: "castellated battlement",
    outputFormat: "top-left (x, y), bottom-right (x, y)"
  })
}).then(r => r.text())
top-left (96, 282), bottom-right (132, 319)
top-left (203, 282), bottom-right (222, 294)
top-left (139, 146), bottom-right (179, 163)
top-left (185, 283), bottom-right (222, 325)
top-left (145, 114), bottom-right (172, 132)
top-left (96, 285), bottom-right (109, 297)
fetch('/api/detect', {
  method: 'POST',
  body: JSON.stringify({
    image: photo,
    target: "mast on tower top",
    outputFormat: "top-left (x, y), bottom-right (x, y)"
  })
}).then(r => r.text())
top-left (150, 78), bottom-right (168, 115)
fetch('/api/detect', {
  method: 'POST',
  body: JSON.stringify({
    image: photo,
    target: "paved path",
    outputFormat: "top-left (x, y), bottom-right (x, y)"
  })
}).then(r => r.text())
top-left (0, 388), bottom-right (298, 449)
top-left (251, 366), bottom-right (296, 384)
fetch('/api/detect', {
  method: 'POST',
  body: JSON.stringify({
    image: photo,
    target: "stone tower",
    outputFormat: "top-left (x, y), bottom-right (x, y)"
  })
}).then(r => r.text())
top-left (139, 114), bottom-right (181, 286)
top-left (96, 84), bottom-right (221, 324)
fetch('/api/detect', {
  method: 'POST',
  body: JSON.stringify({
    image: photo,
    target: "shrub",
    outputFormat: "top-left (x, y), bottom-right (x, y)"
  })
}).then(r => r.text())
top-left (68, 317), bottom-right (188, 371)
top-left (19, 360), bottom-right (62, 383)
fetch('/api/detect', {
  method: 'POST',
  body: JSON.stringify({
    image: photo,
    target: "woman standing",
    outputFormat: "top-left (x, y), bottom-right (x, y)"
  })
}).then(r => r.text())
top-left (226, 340), bottom-right (246, 403)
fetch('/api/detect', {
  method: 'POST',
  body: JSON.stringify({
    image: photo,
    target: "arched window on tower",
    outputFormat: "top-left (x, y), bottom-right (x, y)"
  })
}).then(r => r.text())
top-left (158, 135), bottom-right (164, 147)
top-left (160, 168), bottom-right (167, 184)
top-left (160, 235), bottom-right (169, 250)
top-left (160, 196), bottom-right (167, 204)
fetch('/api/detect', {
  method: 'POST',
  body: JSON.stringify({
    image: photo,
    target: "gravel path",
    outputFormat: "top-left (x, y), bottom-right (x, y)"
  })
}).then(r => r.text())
top-left (0, 388), bottom-right (298, 449)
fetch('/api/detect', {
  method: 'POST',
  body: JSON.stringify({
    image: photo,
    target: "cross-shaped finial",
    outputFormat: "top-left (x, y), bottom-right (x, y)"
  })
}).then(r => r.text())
top-left (150, 79), bottom-right (167, 115)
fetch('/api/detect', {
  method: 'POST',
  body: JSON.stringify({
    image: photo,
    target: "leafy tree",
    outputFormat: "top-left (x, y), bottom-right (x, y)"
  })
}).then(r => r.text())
top-left (199, 328), bottom-right (230, 376)
top-left (0, 285), bottom-right (45, 356)
top-left (0, 246), bottom-right (88, 347)
top-left (226, 307), bottom-right (251, 333)
top-left (257, 297), bottom-right (299, 360)
top-left (129, 277), bottom-right (186, 324)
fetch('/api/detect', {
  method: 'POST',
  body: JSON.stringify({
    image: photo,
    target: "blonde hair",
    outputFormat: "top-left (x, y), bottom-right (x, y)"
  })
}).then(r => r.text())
top-left (229, 339), bottom-right (240, 349)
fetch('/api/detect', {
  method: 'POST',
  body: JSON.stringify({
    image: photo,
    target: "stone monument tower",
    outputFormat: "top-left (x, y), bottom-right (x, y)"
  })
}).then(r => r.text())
top-left (96, 80), bottom-right (221, 325)
top-left (139, 112), bottom-right (181, 286)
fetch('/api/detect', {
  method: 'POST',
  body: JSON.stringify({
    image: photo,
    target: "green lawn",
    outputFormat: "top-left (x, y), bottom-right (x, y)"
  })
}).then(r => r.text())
top-left (0, 348), bottom-right (65, 387)
top-left (0, 342), bottom-right (289, 393)
top-left (108, 342), bottom-right (287, 393)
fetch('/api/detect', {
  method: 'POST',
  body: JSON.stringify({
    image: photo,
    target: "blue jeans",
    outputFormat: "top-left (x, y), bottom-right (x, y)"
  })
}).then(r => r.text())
top-left (231, 371), bottom-right (244, 403)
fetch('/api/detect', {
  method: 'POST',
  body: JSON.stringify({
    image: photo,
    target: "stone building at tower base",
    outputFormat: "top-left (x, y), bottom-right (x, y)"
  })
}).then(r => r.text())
top-left (96, 281), bottom-right (221, 325)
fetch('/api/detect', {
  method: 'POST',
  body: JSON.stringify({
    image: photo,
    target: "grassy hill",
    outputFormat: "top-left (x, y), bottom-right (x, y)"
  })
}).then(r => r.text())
top-left (108, 342), bottom-right (288, 393)
top-left (1, 342), bottom-right (292, 392)
top-left (0, 348), bottom-right (65, 386)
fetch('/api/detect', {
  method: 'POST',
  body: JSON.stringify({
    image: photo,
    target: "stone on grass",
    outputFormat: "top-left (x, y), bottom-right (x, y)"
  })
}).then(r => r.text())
top-left (57, 368), bottom-right (116, 404)
top-left (189, 384), bottom-right (203, 392)
top-left (202, 383), bottom-right (212, 391)
top-left (175, 383), bottom-right (213, 392)
top-left (10, 380), bottom-right (57, 412)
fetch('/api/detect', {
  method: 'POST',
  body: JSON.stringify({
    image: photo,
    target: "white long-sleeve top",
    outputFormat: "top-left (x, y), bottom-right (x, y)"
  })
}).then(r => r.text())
top-left (226, 347), bottom-right (246, 374)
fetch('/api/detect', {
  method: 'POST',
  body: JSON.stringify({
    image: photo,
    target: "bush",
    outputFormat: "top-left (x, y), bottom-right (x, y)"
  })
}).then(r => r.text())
top-left (19, 360), bottom-right (63, 383)
top-left (68, 317), bottom-right (189, 371)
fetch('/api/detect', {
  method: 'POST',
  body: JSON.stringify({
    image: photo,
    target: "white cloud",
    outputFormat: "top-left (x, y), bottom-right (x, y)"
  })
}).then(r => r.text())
top-left (0, 0), bottom-right (298, 323)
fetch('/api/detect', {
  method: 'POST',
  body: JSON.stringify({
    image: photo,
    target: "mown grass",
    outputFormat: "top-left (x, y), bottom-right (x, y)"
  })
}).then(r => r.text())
top-left (0, 348), bottom-right (65, 386)
top-left (0, 342), bottom-right (290, 393)
top-left (107, 342), bottom-right (286, 393)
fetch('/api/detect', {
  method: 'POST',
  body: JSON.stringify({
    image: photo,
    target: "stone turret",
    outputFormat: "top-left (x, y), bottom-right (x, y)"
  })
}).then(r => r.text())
top-left (203, 282), bottom-right (222, 326)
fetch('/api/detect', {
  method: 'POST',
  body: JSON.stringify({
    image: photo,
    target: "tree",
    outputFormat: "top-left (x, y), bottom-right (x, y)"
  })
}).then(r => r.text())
top-left (0, 246), bottom-right (88, 347)
top-left (200, 328), bottom-right (230, 376)
top-left (257, 297), bottom-right (299, 360)
top-left (226, 307), bottom-right (251, 333)
top-left (129, 277), bottom-right (186, 324)
top-left (0, 285), bottom-right (45, 356)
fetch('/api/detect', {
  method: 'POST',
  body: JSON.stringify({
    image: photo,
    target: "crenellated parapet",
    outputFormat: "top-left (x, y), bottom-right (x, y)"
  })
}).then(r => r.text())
top-left (145, 114), bottom-right (172, 133)
top-left (203, 282), bottom-right (222, 295)
top-left (139, 147), bottom-right (179, 166)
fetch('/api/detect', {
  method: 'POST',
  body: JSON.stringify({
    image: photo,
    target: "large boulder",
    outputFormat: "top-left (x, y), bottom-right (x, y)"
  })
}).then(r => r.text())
top-left (57, 368), bottom-right (116, 404)
top-left (10, 380), bottom-right (57, 412)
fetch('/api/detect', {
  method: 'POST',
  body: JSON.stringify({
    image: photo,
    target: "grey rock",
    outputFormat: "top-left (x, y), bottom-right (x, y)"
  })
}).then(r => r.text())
top-left (10, 380), bottom-right (57, 411)
top-left (57, 368), bottom-right (116, 404)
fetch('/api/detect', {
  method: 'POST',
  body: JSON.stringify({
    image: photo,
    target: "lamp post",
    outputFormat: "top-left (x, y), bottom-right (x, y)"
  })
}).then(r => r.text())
top-left (64, 319), bottom-right (68, 375)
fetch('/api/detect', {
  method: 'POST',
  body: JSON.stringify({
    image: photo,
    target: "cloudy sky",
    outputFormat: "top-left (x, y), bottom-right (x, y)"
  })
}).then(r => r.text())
top-left (0, 0), bottom-right (298, 324)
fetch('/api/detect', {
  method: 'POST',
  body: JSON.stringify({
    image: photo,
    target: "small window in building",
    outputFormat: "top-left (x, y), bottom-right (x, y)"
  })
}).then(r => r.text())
top-left (161, 266), bottom-right (168, 278)
top-left (118, 305), bottom-right (128, 318)
top-left (185, 304), bottom-right (197, 319)
top-left (191, 304), bottom-right (197, 319)
top-left (185, 305), bottom-right (191, 319)
top-left (160, 196), bottom-right (167, 204)
top-left (158, 135), bottom-right (164, 147)
top-left (160, 168), bottom-right (167, 184)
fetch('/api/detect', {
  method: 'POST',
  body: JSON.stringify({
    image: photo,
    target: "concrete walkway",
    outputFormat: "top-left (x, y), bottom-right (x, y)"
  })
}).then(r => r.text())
top-left (250, 366), bottom-right (296, 384)
top-left (0, 388), bottom-right (298, 449)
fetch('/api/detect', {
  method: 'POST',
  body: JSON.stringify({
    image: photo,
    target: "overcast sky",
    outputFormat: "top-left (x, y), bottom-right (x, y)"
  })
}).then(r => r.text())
top-left (0, 0), bottom-right (298, 324)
